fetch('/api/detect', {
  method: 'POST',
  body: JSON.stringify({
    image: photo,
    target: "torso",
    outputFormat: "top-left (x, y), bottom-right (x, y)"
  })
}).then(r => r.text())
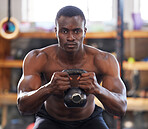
top-left (38, 44), bottom-right (105, 121)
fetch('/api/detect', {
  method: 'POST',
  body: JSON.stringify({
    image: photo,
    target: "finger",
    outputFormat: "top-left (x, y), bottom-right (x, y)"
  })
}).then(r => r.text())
top-left (55, 76), bottom-right (70, 81)
top-left (54, 72), bottom-right (69, 77)
top-left (81, 72), bottom-right (91, 77)
top-left (81, 72), bottom-right (95, 77)
top-left (56, 80), bottom-right (71, 86)
top-left (57, 72), bottom-right (73, 81)
top-left (58, 85), bottom-right (71, 91)
top-left (79, 76), bottom-right (93, 81)
top-left (77, 75), bottom-right (81, 80)
top-left (79, 84), bottom-right (91, 90)
top-left (57, 86), bottom-right (70, 91)
top-left (80, 73), bottom-right (95, 81)
top-left (78, 79), bottom-right (92, 86)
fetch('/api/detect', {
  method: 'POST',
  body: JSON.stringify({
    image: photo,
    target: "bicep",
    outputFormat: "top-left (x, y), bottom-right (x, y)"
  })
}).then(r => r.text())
top-left (18, 74), bottom-right (42, 93)
top-left (101, 54), bottom-right (126, 94)
top-left (18, 49), bottom-right (48, 92)
top-left (18, 51), bottom-right (44, 93)
top-left (102, 75), bottom-right (126, 94)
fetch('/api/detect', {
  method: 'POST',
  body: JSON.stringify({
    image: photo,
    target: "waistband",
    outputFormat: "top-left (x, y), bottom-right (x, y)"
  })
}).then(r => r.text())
top-left (36, 105), bottom-right (103, 124)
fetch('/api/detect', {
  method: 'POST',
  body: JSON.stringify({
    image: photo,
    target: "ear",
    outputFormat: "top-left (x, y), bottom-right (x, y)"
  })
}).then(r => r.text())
top-left (55, 27), bottom-right (58, 37)
top-left (84, 27), bottom-right (87, 37)
top-left (55, 27), bottom-right (57, 33)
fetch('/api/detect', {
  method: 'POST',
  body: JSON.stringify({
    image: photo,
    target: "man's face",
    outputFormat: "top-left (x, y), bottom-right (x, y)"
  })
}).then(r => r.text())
top-left (55, 16), bottom-right (87, 53)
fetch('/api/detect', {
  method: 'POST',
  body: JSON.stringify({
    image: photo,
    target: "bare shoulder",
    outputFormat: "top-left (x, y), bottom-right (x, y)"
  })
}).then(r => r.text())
top-left (84, 44), bottom-right (116, 61)
top-left (23, 44), bottom-right (57, 74)
top-left (84, 45), bottom-right (120, 76)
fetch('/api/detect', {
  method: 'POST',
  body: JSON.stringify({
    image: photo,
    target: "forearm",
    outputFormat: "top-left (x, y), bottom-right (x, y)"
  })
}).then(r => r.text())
top-left (17, 85), bottom-right (50, 115)
top-left (94, 85), bottom-right (127, 116)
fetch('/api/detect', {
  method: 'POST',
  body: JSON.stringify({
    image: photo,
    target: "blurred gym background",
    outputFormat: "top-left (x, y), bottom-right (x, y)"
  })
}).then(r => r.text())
top-left (0, 0), bottom-right (148, 129)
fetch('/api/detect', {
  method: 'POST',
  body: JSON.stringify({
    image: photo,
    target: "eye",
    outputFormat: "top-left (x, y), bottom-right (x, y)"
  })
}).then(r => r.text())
top-left (61, 29), bottom-right (68, 34)
top-left (74, 29), bottom-right (81, 34)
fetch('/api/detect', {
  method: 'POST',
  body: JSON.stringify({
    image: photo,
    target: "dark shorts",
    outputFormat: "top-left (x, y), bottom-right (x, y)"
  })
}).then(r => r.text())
top-left (33, 105), bottom-right (109, 129)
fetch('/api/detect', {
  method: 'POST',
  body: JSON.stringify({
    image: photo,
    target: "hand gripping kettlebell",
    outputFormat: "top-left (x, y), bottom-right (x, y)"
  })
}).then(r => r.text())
top-left (62, 69), bottom-right (87, 108)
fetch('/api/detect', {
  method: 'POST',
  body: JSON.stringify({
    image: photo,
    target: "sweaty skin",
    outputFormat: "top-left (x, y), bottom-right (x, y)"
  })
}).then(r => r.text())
top-left (17, 16), bottom-right (127, 121)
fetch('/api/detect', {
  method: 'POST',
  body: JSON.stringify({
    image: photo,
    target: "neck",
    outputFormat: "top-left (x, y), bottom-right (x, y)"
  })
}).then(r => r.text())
top-left (57, 46), bottom-right (85, 65)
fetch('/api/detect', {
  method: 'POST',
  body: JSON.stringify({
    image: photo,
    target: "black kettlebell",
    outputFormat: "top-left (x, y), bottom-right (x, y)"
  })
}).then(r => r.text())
top-left (63, 69), bottom-right (87, 108)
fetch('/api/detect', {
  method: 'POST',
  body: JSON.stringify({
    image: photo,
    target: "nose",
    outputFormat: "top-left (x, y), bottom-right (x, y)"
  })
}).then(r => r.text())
top-left (67, 32), bottom-right (75, 41)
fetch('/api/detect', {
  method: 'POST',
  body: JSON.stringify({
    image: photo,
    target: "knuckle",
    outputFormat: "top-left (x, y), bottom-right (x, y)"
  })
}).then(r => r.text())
top-left (53, 72), bottom-right (58, 77)
top-left (91, 72), bottom-right (95, 76)
top-left (90, 72), bottom-right (95, 78)
top-left (62, 71), bottom-right (68, 74)
top-left (54, 72), bottom-right (61, 76)
top-left (54, 76), bottom-right (58, 81)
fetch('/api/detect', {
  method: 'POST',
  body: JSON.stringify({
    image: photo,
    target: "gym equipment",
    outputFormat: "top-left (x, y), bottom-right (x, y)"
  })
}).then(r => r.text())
top-left (0, 0), bottom-right (19, 39)
top-left (63, 69), bottom-right (87, 108)
top-left (26, 123), bottom-right (35, 129)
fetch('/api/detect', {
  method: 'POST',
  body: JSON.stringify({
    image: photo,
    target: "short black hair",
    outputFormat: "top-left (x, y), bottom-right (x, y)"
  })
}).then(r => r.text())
top-left (55, 6), bottom-right (86, 25)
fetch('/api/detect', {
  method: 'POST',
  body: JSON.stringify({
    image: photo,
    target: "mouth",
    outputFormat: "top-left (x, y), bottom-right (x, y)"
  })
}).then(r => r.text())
top-left (66, 42), bottom-right (77, 48)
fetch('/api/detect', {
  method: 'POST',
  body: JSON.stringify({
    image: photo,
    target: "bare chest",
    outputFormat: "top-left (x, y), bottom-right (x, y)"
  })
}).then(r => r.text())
top-left (42, 57), bottom-right (98, 83)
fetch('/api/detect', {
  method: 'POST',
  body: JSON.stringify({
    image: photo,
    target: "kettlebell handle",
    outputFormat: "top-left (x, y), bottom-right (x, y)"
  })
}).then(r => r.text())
top-left (63, 69), bottom-right (87, 108)
top-left (62, 69), bottom-right (87, 75)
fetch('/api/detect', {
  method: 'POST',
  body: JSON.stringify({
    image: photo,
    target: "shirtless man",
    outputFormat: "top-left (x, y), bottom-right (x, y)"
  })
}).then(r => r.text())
top-left (17, 6), bottom-right (127, 129)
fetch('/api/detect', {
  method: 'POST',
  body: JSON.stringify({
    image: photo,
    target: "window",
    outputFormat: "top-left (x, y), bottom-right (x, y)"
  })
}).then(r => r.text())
top-left (22, 0), bottom-right (113, 22)
top-left (140, 0), bottom-right (148, 21)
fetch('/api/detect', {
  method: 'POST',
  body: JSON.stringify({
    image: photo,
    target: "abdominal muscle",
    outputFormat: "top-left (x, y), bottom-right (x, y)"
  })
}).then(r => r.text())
top-left (45, 94), bottom-right (95, 121)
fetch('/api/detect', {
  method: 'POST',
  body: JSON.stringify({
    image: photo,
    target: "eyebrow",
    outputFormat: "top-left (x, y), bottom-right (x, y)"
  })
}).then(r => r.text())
top-left (61, 27), bottom-right (81, 31)
top-left (73, 28), bottom-right (81, 31)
